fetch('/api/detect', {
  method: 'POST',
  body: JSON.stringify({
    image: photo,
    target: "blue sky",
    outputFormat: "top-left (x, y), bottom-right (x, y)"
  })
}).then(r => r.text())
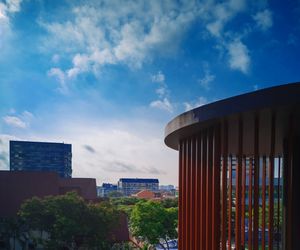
top-left (0, 0), bottom-right (300, 185)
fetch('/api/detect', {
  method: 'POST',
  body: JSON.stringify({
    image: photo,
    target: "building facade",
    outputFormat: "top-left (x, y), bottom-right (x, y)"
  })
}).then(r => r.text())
top-left (164, 83), bottom-right (300, 250)
top-left (0, 171), bottom-right (97, 217)
top-left (10, 140), bottom-right (72, 178)
top-left (97, 183), bottom-right (118, 197)
top-left (118, 178), bottom-right (159, 196)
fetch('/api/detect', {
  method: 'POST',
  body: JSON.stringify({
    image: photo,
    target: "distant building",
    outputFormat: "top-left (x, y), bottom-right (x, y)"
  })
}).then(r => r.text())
top-left (118, 178), bottom-right (159, 196)
top-left (159, 185), bottom-right (175, 191)
top-left (97, 183), bottom-right (118, 197)
top-left (10, 140), bottom-right (72, 178)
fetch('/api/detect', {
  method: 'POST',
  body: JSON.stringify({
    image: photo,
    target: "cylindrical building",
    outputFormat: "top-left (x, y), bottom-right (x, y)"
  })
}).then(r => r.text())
top-left (164, 83), bottom-right (300, 250)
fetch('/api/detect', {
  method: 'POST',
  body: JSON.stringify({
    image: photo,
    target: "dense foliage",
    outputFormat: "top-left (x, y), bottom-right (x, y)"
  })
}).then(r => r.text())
top-left (130, 200), bottom-right (178, 250)
top-left (0, 194), bottom-right (178, 249)
top-left (17, 192), bottom-right (118, 249)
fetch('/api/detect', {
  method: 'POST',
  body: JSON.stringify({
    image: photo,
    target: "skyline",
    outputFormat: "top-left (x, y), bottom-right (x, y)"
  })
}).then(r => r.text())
top-left (1, 0), bottom-right (300, 185)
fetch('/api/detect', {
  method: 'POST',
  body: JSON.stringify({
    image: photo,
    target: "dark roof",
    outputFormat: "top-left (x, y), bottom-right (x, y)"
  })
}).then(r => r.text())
top-left (10, 140), bottom-right (71, 147)
top-left (165, 82), bottom-right (300, 150)
top-left (119, 178), bottom-right (159, 183)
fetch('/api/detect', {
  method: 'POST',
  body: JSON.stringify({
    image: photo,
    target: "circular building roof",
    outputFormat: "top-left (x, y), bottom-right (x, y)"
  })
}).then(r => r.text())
top-left (165, 82), bottom-right (300, 150)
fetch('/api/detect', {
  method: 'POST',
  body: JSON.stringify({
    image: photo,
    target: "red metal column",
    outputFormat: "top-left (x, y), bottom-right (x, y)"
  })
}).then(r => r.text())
top-left (196, 134), bottom-right (202, 250)
top-left (191, 137), bottom-right (196, 250)
top-left (253, 115), bottom-right (259, 250)
top-left (206, 128), bottom-right (213, 250)
top-left (235, 117), bottom-right (243, 250)
top-left (228, 155), bottom-right (233, 249)
top-left (241, 156), bottom-right (246, 247)
top-left (221, 121), bottom-right (228, 250)
top-left (186, 139), bottom-right (191, 250)
top-left (178, 141), bottom-right (183, 250)
top-left (212, 124), bottom-right (221, 250)
top-left (249, 158), bottom-right (253, 250)
top-left (268, 114), bottom-right (275, 250)
top-left (201, 130), bottom-right (207, 250)
top-left (262, 156), bottom-right (267, 249)
top-left (183, 140), bottom-right (187, 250)
top-left (276, 157), bottom-right (281, 250)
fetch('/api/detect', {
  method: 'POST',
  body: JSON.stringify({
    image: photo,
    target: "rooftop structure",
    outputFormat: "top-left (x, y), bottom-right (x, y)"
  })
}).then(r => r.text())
top-left (165, 83), bottom-right (300, 250)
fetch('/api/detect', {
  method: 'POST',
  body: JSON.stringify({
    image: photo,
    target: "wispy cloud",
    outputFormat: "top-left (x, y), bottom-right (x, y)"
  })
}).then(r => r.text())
top-left (183, 96), bottom-right (208, 111)
top-left (0, 0), bottom-right (23, 48)
top-left (2, 110), bottom-right (34, 129)
top-left (47, 68), bottom-right (68, 93)
top-left (43, 1), bottom-right (200, 88)
top-left (205, 0), bottom-right (246, 37)
top-left (227, 39), bottom-right (250, 73)
top-left (150, 98), bottom-right (173, 113)
top-left (149, 71), bottom-right (173, 113)
top-left (198, 65), bottom-right (215, 90)
top-left (42, 0), bottom-right (263, 89)
top-left (0, 134), bottom-right (18, 170)
top-left (21, 118), bottom-right (177, 184)
top-left (104, 161), bottom-right (143, 173)
top-left (253, 9), bottom-right (273, 31)
top-left (3, 116), bottom-right (26, 128)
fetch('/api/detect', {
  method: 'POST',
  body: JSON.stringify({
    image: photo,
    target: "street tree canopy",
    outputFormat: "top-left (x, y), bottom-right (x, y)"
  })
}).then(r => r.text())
top-left (130, 200), bottom-right (178, 250)
top-left (18, 192), bottom-right (119, 249)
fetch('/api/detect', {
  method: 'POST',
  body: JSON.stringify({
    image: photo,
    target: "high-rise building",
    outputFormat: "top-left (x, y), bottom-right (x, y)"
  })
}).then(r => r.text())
top-left (10, 140), bottom-right (72, 178)
top-left (118, 178), bottom-right (159, 196)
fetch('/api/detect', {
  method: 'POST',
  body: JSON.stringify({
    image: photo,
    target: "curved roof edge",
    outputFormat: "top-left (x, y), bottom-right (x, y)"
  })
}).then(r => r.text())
top-left (165, 82), bottom-right (300, 150)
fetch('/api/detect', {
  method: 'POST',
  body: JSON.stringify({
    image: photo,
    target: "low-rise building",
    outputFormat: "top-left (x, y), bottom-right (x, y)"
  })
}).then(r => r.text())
top-left (118, 178), bottom-right (159, 196)
top-left (97, 183), bottom-right (118, 197)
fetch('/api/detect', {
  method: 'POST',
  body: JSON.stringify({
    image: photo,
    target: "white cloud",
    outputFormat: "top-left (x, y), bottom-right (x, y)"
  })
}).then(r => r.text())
top-left (6, 0), bottom-right (22, 13)
top-left (47, 67), bottom-right (68, 93)
top-left (51, 54), bottom-right (60, 63)
top-left (227, 39), bottom-right (250, 73)
top-left (0, 0), bottom-right (22, 48)
top-left (198, 67), bottom-right (215, 90)
top-left (149, 71), bottom-right (174, 112)
top-left (41, 0), bottom-right (265, 86)
top-left (253, 9), bottom-right (273, 31)
top-left (2, 110), bottom-right (34, 129)
top-left (41, 1), bottom-right (201, 86)
top-left (0, 134), bottom-right (18, 170)
top-left (3, 116), bottom-right (26, 128)
top-left (206, 0), bottom-right (246, 37)
top-left (183, 96), bottom-right (208, 111)
top-left (151, 71), bottom-right (165, 83)
top-left (4, 116), bottom-right (177, 185)
top-left (150, 98), bottom-right (173, 113)
top-left (41, 0), bottom-right (245, 87)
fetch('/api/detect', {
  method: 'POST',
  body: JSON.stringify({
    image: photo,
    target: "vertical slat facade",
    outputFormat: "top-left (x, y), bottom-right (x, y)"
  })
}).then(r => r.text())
top-left (177, 111), bottom-right (288, 250)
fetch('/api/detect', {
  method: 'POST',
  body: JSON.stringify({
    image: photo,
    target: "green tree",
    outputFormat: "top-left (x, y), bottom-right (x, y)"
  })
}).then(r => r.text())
top-left (18, 192), bottom-right (118, 249)
top-left (130, 201), bottom-right (178, 250)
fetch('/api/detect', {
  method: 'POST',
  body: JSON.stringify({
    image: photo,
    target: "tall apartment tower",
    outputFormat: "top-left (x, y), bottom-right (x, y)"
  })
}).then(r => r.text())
top-left (10, 140), bottom-right (72, 178)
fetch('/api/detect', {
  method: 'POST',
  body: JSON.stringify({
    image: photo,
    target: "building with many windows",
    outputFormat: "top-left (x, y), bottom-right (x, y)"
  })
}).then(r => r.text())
top-left (118, 178), bottom-right (159, 196)
top-left (97, 183), bottom-right (118, 197)
top-left (10, 140), bottom-right (72, 178)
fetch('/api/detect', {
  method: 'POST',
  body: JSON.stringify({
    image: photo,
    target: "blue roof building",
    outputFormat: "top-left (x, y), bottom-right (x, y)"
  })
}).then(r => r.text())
top-left (118, 178), bottom-right (159, 196)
